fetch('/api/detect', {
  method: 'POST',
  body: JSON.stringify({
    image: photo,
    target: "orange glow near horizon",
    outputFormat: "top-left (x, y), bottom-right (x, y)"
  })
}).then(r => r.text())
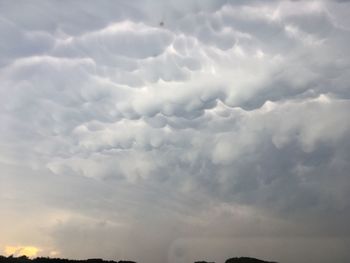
top-left (4, 246), bottom-right (40, 258)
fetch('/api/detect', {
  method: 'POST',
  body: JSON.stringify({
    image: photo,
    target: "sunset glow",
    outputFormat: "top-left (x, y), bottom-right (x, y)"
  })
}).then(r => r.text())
top-left (4, 246), bottom-right (39, 258)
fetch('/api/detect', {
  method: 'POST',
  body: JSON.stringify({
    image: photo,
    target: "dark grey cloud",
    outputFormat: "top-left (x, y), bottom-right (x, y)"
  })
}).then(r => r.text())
top-left (1, 1), bottom-right (350, 263)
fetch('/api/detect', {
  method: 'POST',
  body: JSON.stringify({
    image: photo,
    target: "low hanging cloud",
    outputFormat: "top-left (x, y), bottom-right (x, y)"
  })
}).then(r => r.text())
top-left (1, 1), bottom-right (350, 263)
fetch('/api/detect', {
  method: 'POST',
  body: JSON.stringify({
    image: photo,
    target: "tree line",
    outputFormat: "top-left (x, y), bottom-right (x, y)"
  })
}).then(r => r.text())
top-left (0, 255), bottom-right (277, 263)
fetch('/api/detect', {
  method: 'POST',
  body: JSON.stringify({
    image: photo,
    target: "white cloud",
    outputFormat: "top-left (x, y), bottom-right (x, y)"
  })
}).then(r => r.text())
top-left (1, 1), bottom-right (350, 263)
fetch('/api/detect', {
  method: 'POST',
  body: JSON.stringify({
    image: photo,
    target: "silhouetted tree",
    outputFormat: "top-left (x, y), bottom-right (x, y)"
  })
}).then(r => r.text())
top-left (225, 257), bottom-right (277, 263)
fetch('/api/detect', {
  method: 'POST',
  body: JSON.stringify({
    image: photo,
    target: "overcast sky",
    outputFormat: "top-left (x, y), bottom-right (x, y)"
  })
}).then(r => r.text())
top-left (1, 1), bottom-right (350, 263)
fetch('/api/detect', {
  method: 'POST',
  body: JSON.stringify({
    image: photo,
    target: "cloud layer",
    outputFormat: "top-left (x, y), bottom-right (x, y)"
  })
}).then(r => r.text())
top-left (1, 1), bottom-right (350, 263)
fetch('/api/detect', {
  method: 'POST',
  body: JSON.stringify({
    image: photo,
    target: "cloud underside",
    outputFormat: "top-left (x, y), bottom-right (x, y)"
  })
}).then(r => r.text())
top-left (1, 1), bottom-right (350, 263)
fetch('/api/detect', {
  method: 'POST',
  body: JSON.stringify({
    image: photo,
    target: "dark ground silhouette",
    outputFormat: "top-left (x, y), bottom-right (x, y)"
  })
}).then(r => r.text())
top-left (0, 255), bottom-right (278, 263)
top-left (225, 257), bottom-right (277, 263)
top-left (0, 256), bottom-right (135, 263)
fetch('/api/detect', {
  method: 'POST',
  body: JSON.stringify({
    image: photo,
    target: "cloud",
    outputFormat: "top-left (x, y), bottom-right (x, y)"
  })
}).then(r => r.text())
top-left (1, 1), bottom-right (350, 263)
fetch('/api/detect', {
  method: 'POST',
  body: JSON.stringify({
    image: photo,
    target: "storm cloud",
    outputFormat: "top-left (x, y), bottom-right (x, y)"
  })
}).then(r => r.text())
top-left (1, 1), bottom-right (350, 263)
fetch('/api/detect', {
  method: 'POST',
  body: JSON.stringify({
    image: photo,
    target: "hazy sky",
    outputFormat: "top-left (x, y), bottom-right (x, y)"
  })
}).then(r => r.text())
top-left (1, 1), bottom-right (350, 263)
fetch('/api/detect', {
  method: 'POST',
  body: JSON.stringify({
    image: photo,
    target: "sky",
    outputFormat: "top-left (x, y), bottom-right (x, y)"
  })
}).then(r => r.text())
top-left (0, 0), bottom-right (350, 263)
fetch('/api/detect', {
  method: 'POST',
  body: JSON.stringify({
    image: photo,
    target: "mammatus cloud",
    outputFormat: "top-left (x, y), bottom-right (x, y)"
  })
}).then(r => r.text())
top-left (1, 1), bottom-right (350, 263)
